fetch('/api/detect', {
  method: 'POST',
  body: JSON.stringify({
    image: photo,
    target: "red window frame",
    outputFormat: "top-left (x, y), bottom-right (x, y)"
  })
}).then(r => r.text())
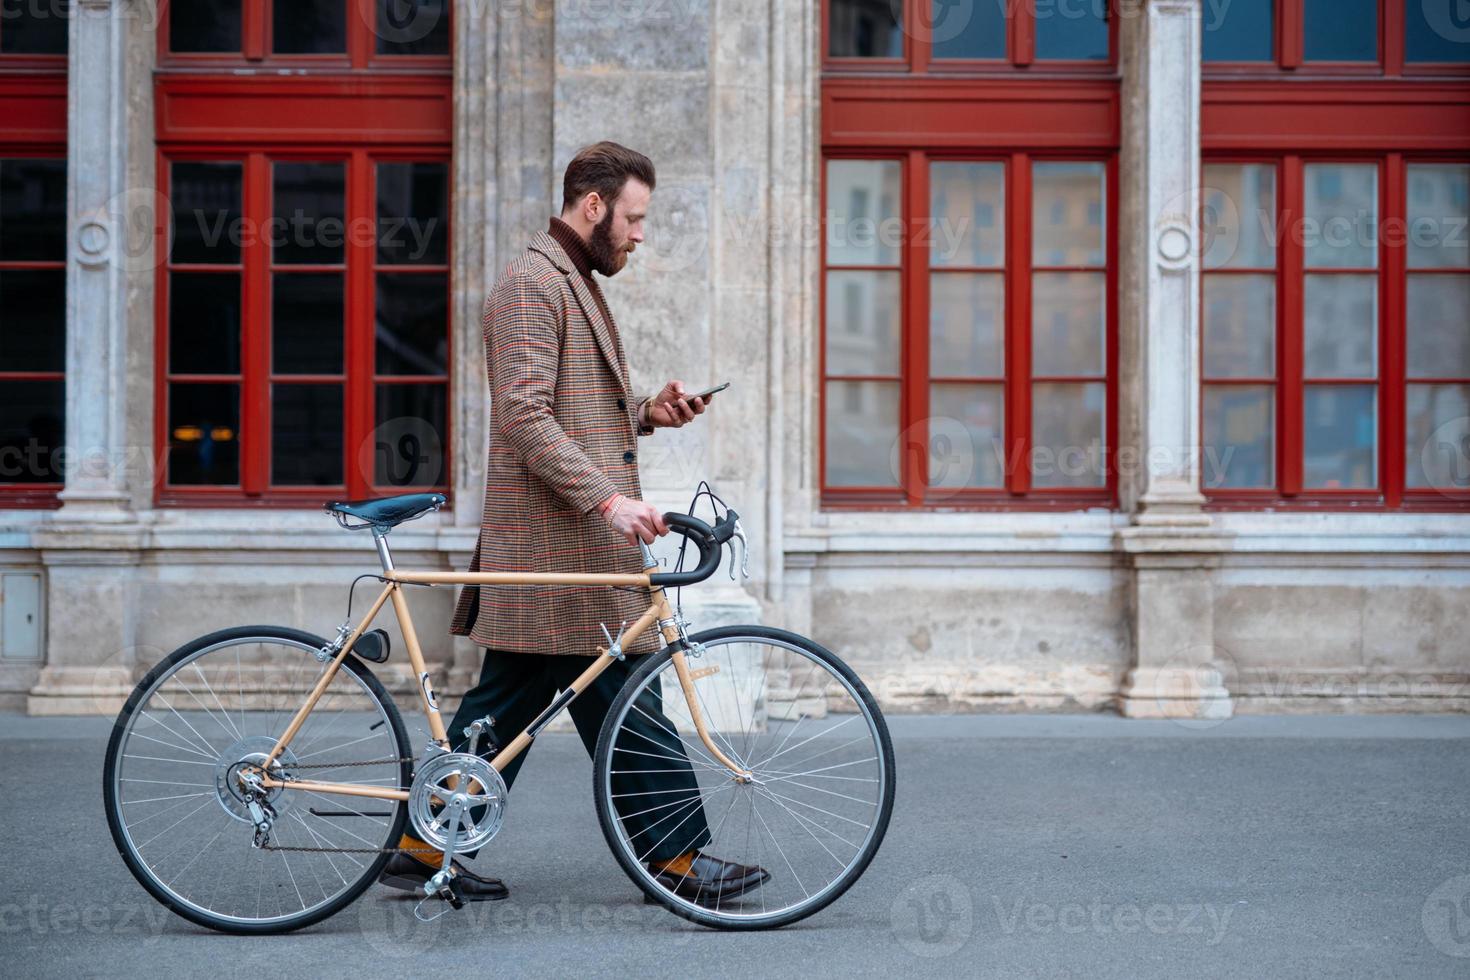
top-left (820, 1), bottom-right (1120, 510)
top-left (0, 43), bottom-right (68, 509)
top-left (1200, 152), bottom-right (1470, 511)
top-left (823, 0), bottom-right (1119, 74)
top-left (1204, 0), bottom-right (1470, 76)
top-left (153, 0), bottom-right (453, 508)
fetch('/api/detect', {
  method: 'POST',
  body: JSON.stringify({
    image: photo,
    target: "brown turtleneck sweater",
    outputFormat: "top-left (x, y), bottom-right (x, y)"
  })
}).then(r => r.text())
top-left (547, 217), bottom-right (620, 354)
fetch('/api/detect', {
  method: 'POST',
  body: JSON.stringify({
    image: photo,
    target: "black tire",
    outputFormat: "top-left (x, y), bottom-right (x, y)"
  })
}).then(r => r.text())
top-left (592, 625), bottom-right (896, 930)
top-left (103, 625), bottom-right (412, 935)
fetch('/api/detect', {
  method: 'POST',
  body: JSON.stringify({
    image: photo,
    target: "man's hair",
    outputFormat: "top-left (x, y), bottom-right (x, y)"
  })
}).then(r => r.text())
top-left (561, 141), bottom-right (656, 214)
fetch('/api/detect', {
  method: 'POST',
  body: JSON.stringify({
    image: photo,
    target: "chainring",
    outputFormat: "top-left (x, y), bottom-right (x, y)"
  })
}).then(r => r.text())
top-left (407, 751), bottom-right (507, 852)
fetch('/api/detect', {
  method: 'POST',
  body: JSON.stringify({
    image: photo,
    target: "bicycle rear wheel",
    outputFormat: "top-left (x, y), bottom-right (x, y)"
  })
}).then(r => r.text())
top-left (103, 626), bottom-right (412, 934)
top-left (593, 625), bottom-right (895, 930)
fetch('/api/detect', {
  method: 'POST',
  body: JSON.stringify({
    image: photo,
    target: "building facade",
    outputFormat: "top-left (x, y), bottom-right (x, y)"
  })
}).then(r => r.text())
top-left (1, 0), bottom-right (1467, 718)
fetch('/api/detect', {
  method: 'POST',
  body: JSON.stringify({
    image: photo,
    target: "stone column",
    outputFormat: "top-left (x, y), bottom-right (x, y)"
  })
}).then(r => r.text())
top-left (30, 0), bottom-right (154, 713)
top-left (1114, 0), bottom-right (1231, 720)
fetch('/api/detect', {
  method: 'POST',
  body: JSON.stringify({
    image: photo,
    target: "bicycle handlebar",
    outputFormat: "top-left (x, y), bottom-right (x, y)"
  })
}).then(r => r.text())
top-left (648, 510), bottom-right (740, 587)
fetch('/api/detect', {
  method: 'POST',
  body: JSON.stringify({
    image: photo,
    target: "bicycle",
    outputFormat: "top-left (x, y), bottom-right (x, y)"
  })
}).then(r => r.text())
top-left (104, 491), bottom-right (895, 933)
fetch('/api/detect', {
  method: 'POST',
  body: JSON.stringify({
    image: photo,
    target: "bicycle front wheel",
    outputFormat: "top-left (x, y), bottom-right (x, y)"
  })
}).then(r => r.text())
top-left (103, 626), bottom-right (412, 934)
top-left (593, 625), bottom-right (895, 930)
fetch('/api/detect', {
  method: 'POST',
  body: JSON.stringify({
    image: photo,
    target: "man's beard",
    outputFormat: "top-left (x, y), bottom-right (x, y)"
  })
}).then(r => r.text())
top-left (588, 208), bottom-right (632, 276)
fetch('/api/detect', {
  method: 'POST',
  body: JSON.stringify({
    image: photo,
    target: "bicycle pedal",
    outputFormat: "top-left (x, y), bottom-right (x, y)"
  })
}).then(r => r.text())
top-left (412, 878), bottom-right (465, 922)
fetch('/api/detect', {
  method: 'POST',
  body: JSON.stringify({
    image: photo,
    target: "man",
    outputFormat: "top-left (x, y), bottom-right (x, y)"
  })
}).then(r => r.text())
top-left (379, 142), bottom-right (767, 904)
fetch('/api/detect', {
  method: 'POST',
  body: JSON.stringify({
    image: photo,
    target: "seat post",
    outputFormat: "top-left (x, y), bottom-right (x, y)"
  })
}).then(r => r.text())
top-left (371, 527), bottom-right (395, 572)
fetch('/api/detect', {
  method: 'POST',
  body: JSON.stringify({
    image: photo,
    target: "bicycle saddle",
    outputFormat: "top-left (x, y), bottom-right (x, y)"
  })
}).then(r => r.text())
top-left (324, 492), bottom-right (446, 530)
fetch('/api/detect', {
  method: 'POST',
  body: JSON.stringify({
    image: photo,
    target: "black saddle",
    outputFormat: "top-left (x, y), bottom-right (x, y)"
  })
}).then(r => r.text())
top-left (324, 492), bottom-right (446, 530)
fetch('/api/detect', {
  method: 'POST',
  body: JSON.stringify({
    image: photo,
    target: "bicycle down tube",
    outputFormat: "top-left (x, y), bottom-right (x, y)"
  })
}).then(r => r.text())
top-left (256, 548), bottom-right (748, 803)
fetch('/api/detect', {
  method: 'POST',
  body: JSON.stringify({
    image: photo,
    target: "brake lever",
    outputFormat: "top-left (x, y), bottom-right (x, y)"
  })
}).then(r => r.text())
top-left (727, 516), bottom-right (750, 581)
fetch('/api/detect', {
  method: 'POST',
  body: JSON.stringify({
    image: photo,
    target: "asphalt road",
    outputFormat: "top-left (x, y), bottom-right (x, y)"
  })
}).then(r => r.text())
top-left (3, 711), bottom-right (1469, 979)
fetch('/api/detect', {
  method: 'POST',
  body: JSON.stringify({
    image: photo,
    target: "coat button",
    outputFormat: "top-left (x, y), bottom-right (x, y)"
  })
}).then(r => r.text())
top-left (616, 397), bottom-right (626, 410)
top-left (623, 450), bottom-right (635, 463)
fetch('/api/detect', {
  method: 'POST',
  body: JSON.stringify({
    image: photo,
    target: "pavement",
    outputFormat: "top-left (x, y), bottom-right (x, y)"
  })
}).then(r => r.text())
top-left (2, 710), bottom-right (1469, 979)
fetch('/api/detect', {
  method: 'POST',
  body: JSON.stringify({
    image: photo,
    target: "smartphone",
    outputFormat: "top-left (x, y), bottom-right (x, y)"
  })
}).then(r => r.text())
top-left (688, 381), bottom-right (730, 401)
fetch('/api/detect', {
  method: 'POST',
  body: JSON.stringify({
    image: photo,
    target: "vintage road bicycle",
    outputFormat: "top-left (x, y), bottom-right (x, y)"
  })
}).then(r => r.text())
top-left (104, 491), bottom-right (895, 933)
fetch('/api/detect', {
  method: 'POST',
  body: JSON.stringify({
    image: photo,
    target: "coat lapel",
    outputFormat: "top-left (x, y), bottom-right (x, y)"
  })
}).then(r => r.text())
top-left (529, 232), bottom-right (630, 397)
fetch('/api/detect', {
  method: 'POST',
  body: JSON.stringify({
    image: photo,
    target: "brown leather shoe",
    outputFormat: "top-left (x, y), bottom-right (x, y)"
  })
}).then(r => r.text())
top-left (646, 851), bottom-right (770, 905)
top-left (378, 853), bottom-right (508, 901)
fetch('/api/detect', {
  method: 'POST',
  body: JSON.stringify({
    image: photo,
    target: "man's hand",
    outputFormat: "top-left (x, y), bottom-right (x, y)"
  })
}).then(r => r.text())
top-left (642, 380), bottom-right (713, 430)
top-left (601, 493), bottom-right (669, 545)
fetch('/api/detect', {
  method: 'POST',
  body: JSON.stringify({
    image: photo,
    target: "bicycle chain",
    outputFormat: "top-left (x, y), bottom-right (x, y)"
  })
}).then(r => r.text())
top-left (254, 756), bottom-right (445, 857)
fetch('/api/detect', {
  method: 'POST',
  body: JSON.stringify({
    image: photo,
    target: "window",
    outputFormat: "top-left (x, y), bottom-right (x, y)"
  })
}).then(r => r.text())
top-left (1204, 1), bottom-right (1470, 71)
top-left (822, 156), bottom-right (1115, 506)
top-left (826, 0), bottom-right (1116, 70)
top-left (1, 1), bottom-right (67, 508)
top-left (155, 0), bottom-right (452, 506)
top-left (1201, 158), bottom-right (1470, 507)
top-left (163, 0), bottom-right (450, 62)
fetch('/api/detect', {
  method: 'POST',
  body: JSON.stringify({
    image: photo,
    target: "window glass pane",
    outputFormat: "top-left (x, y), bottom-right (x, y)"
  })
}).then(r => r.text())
top-left (0, 270), bottom-right (65, 371)
top-left (930, 273), bottom-right (1004, 378)
top-left (1032, 272), bottom-right (1105, 376)
top-left (1034, 0), bottom-right (1108, 60)
top-left (1303, 385), bottom-right (1376, 489)
top-left (1033, 162), bottom-right (1105, 266)
top-left (170, 162), bottom-right (242, 265)
top-left (1406, 274), bottom-right (1470, 378)
top-left (168, 383), bottom-right (240, 485)
top-left (0, 0), bottom-right (68, 53)
top-left (825, 270), bottom-right (901, 376)
top-left (1031, 381), bottom-right (1106, 488)
top-left (1303, 0), bottom-right (1377, 61)
top-left (931, 0), bottom-right (1006, 59)
top-left (930, 162), bottom-right (1004, 268)
top-left (825, 380), bottom-right (900, 487)
top-left (271, 384), bottom-right (343, 485)
top-left (1406, 384), bottom-right (1470, 491)
top-left (376, 273), bottom-right (448, 375)
top-left (1303, 163), bottom-right (1377, 269)
top-left (273, 0), bottom-right (346, 54)
top-left (1406, 164), bottom-right (1470, 269)
top-left (827, 160), bottom-right (902, 266)
top-left (1202, 0), bottom-right (1272, 61)
top-left (374, 384), bottom-right (447, 486)
top-left (273, 274), bottom-right (344, 374)
top-left (828, 0), bottom-right (903, 57)
top-left (1203, 385), bottom-right (1274, 488)
top-left (0, 379), bottom-right (63, 484)
top-left (1202, 164), bottom-right (1276, 270)
top-left (273, 162), bottom-right (345, 265)
top-left (1405, 0), bottom-right (1470, 63)
top-left (377, 162), bottom-right (449, 265)
top-left (170, 0), bottom-right (242, 52)
top-left (0, 159), bottom-right (67, 261)
top-left (169, 272), bottom-right (241, 374)
top-left (928, 383), bottom-right (1005, 489)
top-left (1203, 274), bottom-right (1275, 378)
top-left (1304, 274), bottom-right (1377, 378)
top-left (376, 0), bottom-right (451, 56)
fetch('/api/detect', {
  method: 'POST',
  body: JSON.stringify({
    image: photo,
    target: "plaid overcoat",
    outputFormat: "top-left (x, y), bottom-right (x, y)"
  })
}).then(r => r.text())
top-left (448, 231), bottom-right (663, 656)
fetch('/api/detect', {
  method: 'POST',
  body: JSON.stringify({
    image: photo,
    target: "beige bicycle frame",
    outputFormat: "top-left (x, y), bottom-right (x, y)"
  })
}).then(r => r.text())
top-left (255, 561), bottom-right (747, 802)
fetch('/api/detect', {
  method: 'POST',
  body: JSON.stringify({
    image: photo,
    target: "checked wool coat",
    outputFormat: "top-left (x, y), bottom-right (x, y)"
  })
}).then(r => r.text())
top-left (448, 231), bottom-right (664, 656)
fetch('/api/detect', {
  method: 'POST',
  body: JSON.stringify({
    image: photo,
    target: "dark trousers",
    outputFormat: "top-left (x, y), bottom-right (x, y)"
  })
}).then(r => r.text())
top-left (445, 649), bottom-right (712, 865)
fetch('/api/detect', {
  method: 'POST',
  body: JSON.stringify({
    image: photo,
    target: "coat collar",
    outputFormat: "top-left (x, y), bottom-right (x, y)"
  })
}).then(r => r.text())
top-left (528, 231), bottom-right (630, 396)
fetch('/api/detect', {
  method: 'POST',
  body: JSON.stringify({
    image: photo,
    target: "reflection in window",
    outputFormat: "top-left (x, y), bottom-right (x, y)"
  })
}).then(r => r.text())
top-left (1034, 0), bottom-right (1108, 60)
top-left (1303, 0), bottom-right (1376, 62)
top-left (931, 0), bottom-right (1006, 60)
top-left (0, 0), bottom-right (69, 54)
top-left (1203, 0), bottom-right (1272, 62)
top-left (829, 0), bottom-right (904, 58)
top-left (1407, 1), bottom-right (1470, 63)
top-left (273, 0), bottom-right (347, 55)
top-left (170, 0), bottom-right (243, 53)
top-left (377, 0), bottom-right (451, 56)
